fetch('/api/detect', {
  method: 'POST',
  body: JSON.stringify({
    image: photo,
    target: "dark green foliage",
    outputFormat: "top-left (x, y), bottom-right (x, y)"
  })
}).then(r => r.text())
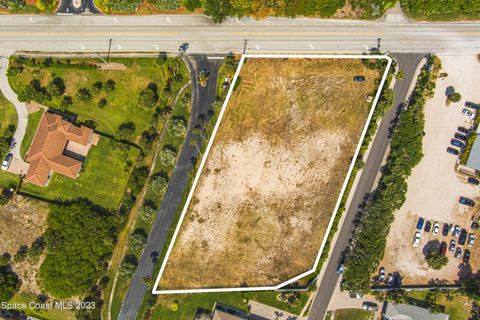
top-left (401, 0), bottom-right (480, 18)
top-left (130, 228), bottom-right (148, 252)
top-left (140, 201), bottom-right (157, 221)
top-left (182, 0), bottom-right (200, 11)
top-left (166, 117), bottom-right (187, 138)
top-left (28, 237), bottom-right (45, 263)
top-left (425, 248), bottom-right (448, 270)
top-left (149, 0), bottom-right (180, 10)
top-left (76, 88), bottom-right (92, 102)
top-left (106, 0), bottom-right (142, 13)
top-left (98, 98), bottom-right (107, 109)
top-left (0, 265), bottom-right (19, 302)
top-left (120, 254), bottom-right (138, 277)
top-left (19, 79), bottom-right (51, 104)
top-left (462, 275), bottom-right (480, 302)
top-left (104, 79), bottom-right (116, 92)
top-left (149, 174), bottom-right (168, 194)
top-left (138, 83), bottom-right (159, 109)
top-left (0, 125), bottom-right (14, 163)
top-left (39, 200), bottom-right (119, 298)
top-left (128, 166), bottom-right (149, 195)
top-left (351, 0), bottom-right (396, 17)
top-left (157, 147), bottom-right (177, 167)
top-left (91, 81), bottom-right (103, 94)
top-left (117, 122), bottom-right (136, 140)
top-left (47, 77), bottom-right (65, 97)
top-left (14, 245), bottom-right (28, 263)
top-left (341, 57), bottom-right (438, 294)
top-left (139, 126), bottom-right (158, 150)
top-left (204, 0), bottom-right (231, 23)
top-left (60, 95), bottom-right (73, 110)
top-left (0, 0), bottom-right (26, 9)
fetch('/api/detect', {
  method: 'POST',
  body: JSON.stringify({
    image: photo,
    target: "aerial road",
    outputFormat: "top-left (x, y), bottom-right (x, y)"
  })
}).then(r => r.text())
top-left (0, 15), bottom-right (479, 54)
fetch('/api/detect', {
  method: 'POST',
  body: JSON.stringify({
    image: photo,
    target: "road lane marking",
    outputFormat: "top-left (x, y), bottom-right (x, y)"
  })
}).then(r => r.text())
top-left (233, 31), bottom-right (384, 36)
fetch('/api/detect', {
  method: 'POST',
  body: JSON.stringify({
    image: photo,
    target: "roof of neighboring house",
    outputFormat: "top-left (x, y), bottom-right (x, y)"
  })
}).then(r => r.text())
top-left (467, 134), bottom-right (480, 171)
top-left (25, 112), bottom-right (93, 187)
top-left (384, 302), bottom-right (450, 320)
top-left (211, 303), bottom-right (248, 320)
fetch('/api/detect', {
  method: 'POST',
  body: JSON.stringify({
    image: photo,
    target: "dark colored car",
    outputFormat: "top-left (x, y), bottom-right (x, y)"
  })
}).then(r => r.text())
top-left (353, 75), bottom-right (365, 82)
top-left (464, 249), bottom-right (471, 263)
top-left (465, 101), bottom-right (479, 109)
top-left (455, 247), bottom-right (462, 259)
top-left (395, 274), bottom-right (402, 288)
top-left (424, 221), bottom-right (432, 232)
top-left (459, 229), bottom-right (468, 245)
top-left (442, 223), bottom-right (450, 236)
top-left (468, 177), bottom-right (480, 185)
top-left (447, 147), bottom-right (460, 155)
top-left (455, 133), bottom-right (468, 141)
top-left (416, 217), bottom-right (425, 230)
top-left (439, 241), bottom-right (447, 256)
top-left (451, 139), bottom-right (464, 148)
top-left (458, 126), bottom-right (469, 134)
top-left (472, 221), bottom-right (479, 230)
top-left (460, 197), bottom-right (475, 207)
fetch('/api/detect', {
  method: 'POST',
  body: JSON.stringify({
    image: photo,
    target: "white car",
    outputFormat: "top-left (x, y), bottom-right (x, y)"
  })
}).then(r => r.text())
top-left (412, 231), bottom-right (421, 247)
top-left (463, 109), bottom-right (475, 119)
top-left (432, 222), bottom-right (440, 235)
top-left (1, 153), bottom-right (12, 170)
top-left (468, 234), bottom-right (475, 246)
top-left (454, 225), bottom-right (461, 238)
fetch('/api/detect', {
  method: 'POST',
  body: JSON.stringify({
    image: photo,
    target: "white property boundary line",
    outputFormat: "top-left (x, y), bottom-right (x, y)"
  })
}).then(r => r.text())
top-left (153, 53), bottom-right (393, 294)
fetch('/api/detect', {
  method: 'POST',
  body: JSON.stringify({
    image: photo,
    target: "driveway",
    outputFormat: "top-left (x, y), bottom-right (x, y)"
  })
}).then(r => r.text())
top-left (56, 0), bottom-right (99, 14)
top-left (0, 56), bottom-right (28, 160)
top-left (307, 53), bottom-right (426, 320)
top-left (118, 55), bottom-right (224, 320)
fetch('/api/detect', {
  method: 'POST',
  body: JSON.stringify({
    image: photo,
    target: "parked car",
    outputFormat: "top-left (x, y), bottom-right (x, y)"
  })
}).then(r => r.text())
top-left (468, 177), bottom-right (480, 185)
top-left (449, 223), bottom-right (454, 234)
top-left (442, 223), bottom-right (450, 236)
top-left (387, 273), bottom-right (394, 287)
top-left (362, 302), bottom-right (378, 311)
top-left (451, 139), bottom-right (465, 148)
top-left (459, 229), bottom-right (467, 245)
top-left (472, 221), bottom-right (479, 230)
top-left (353, 75), bottom-right (365, 82)
top-left (468, 234), bottom-right (475, 246)
top-left (455, 132), bottom-right (468, 141)
top-left (378, 267), bottom-right (386, 282)
top-left (455, 247), bottom-right (462, 259)
top-left (449, 240), bottom-right (456, 252)
top-left (416, 217), bottom-right (425, 230)
top-left (439, 241), bottom-right (447, 256)
top-left (463, 109), bottom-right (475, 119)
top-left (465, 101), bottom-right (479, 109)
top-left (412, 231), bottom-right (421, 247)
top-left (464, 249), bottom-right (471, 263)
top-left (424, 221), bottom-right (432, 232)
top-left (458, 126), bottom-right (469, 134)
top-left (453, 225), bottom-right (461, 238)
top-left (1, 153), bottom-right (12, 171)
top-left (460, 197), bottom-right (475, 207)
top-left (433, 222), bottom-right (440, 235)
top-left (447, 147), bottom-right (460, 155)
top-left (395, 274), bottom-right (402, 288)
top-left (336, 262), bottom-right (344, 274)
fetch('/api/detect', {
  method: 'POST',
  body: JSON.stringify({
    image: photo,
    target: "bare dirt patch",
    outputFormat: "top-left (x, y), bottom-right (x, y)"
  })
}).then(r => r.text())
top-left (160, 58), bottom-right (380, 289)
top-left (380, 54), bottom-right (480, 285)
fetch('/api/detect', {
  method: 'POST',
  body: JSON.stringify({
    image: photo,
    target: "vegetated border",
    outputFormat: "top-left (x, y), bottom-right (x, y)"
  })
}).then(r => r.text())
top-left (153, 53), bottom-right (393, 294)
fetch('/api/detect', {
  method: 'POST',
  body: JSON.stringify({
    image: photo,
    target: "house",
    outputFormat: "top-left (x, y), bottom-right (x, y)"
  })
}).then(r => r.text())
top-left (384, 302), bottom-right (450, 320)
top-left (195, 303), bottom-right (248, 320)
top-left (24, 112), bottom-right (98, 187)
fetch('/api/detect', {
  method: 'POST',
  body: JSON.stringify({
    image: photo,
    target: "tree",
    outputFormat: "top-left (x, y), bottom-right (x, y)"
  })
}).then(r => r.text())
top-left (76, 88), bottom-right (91, 102)
top-left (98, 98), bottom-right (107, 108)
top-left (139, 126), bottom-right (158, 150)
top-left (425, 249), bottom-right (448, 270)
top-left (130, 228), bottom-right (148, 252)
top-left (0, 188), bottom-right (9, 206)
top-left (0, 266), bottom-right (19, 302)
top-left (117, 122), bottom-right (136, 140)
top-left (396, 69), bottom-right (404, 80)
top-left (182, 0), bottom-right (201, 11)
top-left (166, 118), bottom-right (187, 138)
top-left (140, 202), bottom-right (157, 221)
top-left (204, 0), bottom-right (232, 23)
top-left (28, 237), bottom-right (45, 263)
top-left (2, 0), bottom-right (26, 9)
top-left (39, 200), bottom-right (119, 298)
top-left (106, 0), bottom-right (141, 13)
top-left (14, 245), bottom-right (28, 263)
top-left (104, 79), bottom-right (116, 92)
top-left (149, 0), bottom-right (180, 10)
top-left (60, 95), bottom-right (73, 110)
top-left (150, 174), bottom-right (168, 194)
top-left (448, 92), bottom-right (462, 103)
top-left (47, 77), bottom-right (65, 96)
top-left (120, 254), bottom-right (138, 277)
top-left (19, 79), bottom-right (51, 103)
top-left (158, 147), bottom-right (177, 167)
top-left (138, 84), bottom-right (159, 109)
top-left (128, 166), bottom-right (149, 195)
top-left (91, 81), bottom-right (103, 94)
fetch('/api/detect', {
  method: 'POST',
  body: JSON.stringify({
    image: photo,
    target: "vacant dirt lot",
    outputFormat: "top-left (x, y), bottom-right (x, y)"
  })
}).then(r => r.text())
top-left (381, 54), bottom-right (480, 285)
top-left (160, 58), bottom-right (380, 289)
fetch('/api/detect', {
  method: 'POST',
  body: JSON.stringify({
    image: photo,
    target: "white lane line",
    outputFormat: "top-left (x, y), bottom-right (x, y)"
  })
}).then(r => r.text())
top-left (29, 17), bottom-right (35, 23)
top-left (153, 44), bottom-right (160, 50)
top-left (308, 44), bottom-right (314, 50)
top-left (115, 44), bottom-right (122, 49)
top-left (166, 17), bottom-right (172, 23)
top-left (79, 44), bottom-right (85, 50)
top-left (113, 17), bottom-right (119, 24)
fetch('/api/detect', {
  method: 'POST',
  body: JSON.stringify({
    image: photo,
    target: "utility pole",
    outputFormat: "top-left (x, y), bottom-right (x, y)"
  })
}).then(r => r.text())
top-left (377, 38), bottom-right (382, 51)
top-left (107, 38), bottom-right (112, 63)
top-left (243, 39), bottom-right (248, 54)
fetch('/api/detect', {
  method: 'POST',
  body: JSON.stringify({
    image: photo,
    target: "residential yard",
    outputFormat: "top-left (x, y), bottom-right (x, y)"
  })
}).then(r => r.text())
top-left (380, 54), bottom-right (480, 286)
top-left (159, 58), bottom-right (381, 290)
top-left (332, 309), bottom-right (374, 320)
top-left (20, 109), bottom-right (42, 158)
top-left (8, 56), bottom-right (189, 142)
top-left (20, 138), bottom-right (139, 209)
top-left (407, 290), bottom-right (473, 320)
top-left (0, 89), bottom-right (17, 134)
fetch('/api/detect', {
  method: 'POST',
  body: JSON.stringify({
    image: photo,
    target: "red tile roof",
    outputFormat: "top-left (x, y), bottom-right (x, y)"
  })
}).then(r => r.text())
top-left (25, 112), bottom-right (93, 187)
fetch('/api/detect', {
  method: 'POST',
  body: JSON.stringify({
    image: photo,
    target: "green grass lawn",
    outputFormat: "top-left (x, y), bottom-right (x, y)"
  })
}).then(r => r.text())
top-left (20, 138), bottom-right (139, 209)
top-left (9, 293), bottom-right (75, 320)
top-left (407, 291), bottom-right (472, 320)
top-left (0, 89), bottom-right (17, 134)
top-left (0, 170), bottom-right (20, 189)
top-left (333, 308), bottom-right (374, 320)
top-left (20, 110), bottom-right (43, 158)
top-left (9, 57), bottom-right (189, 143)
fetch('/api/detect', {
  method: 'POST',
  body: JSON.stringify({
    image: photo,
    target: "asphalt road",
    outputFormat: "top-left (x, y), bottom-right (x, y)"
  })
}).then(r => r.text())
top-left (0, 16), bottom-right (479, 54)
top-left (118, 55), bottom-right (223, 320)
top-left (56, 0), bottom-right (99, 15)
top-left (307, 52), bottom-right (426, 320)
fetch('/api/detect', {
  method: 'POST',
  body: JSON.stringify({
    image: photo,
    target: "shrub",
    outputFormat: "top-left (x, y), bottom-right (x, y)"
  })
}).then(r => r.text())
top-left (76, 88), bottom-right (91, 102)
top-left (117, 122), bottom-right (136, 140)
top-left (106, 0), bottom-right (141, 13)
top-left (19, 79), bottom-right (51, 103)
top-left (149, 0), bottom-right (180, 11)
top-left (14, 245), bottom-right (28, 263)
top-left (91, 81), bottom-right (103, 94)
top-left (120, 254), bottom-right (138, 277)
top-left (98, 98), bottom-right (107, 108)
top-left (0, 266), bottom-right (19, 302)
top-left (167, 117), bottom-right (187, 138)
top-left (104, 79), bottom-right (116, 92)
top-left (158, 147), bottom-right (177, 167)
top-left (425, 249), bottom-right (448, 270)
top-left (140, 202), bottom-right (157, 221)
top-left (150, 174), bottom-right (168, 195)
top-left (0, 188), bottom-right (9, 206)
top-left (2, 0), bottom-right (26, 9)
top-left (47, 77), bottom-right (65, 96)
top-left (171, 300), bottom-right (179, 311)
top-left (130, 228), bottom-right (148, 252)
top-left (60, 95), bottom-right (73, 110)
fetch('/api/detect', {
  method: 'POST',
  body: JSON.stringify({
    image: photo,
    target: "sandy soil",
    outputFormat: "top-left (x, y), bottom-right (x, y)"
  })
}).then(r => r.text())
top-left (380, 54), bottom-right (480, 285)
top-left (160, 58), bottom-right (380, 289)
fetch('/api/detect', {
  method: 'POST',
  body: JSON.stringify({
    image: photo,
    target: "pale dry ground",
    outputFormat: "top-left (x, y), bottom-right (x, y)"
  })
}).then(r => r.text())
top-left (381, 54), bottom-right (480, 285)
top-left (0, 195), bottom-right (49, 294)
top-left (160, 58), bottom-right (380, 289)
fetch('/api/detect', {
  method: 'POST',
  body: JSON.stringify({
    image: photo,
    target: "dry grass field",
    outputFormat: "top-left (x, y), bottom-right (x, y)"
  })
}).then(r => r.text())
top-left (159, 58), bottom-right (380, 290)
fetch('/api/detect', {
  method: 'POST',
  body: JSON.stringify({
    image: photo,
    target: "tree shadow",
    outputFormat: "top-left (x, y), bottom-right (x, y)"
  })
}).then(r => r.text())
top-left (422, 239), bottom-right (441, 256)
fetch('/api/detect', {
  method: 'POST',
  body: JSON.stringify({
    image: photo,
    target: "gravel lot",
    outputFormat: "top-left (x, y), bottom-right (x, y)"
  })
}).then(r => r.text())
top-left (380, 54), bottom-right (480, 285)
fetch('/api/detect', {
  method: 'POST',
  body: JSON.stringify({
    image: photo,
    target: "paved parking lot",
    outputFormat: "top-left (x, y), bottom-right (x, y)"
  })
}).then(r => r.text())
top-left (380, 54), bottom-right (480, 285)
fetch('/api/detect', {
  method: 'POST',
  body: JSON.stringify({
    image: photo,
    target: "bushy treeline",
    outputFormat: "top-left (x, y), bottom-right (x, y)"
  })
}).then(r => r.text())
top-left (341, 56), bottom-right (438, 294)
top-left (400, 0), bottom-right (480, 18)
